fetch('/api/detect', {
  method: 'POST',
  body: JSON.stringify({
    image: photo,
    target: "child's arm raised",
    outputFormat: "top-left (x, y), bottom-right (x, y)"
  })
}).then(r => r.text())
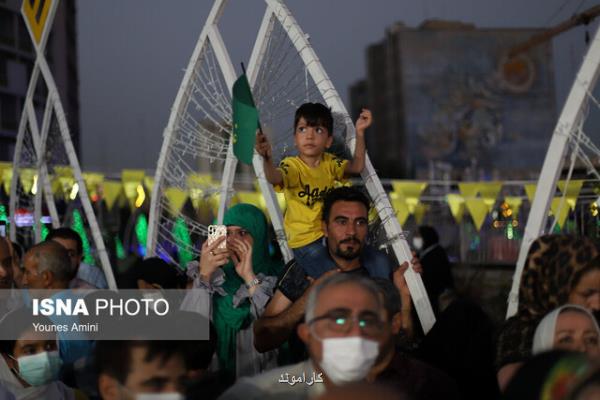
top-left (255, 130), bottom-right (283, 186)
top-left (344, 108), bottom-right (371, 175)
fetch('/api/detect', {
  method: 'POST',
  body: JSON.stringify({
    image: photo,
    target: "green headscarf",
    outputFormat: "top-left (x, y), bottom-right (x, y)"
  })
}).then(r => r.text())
top-left (212, 203), bottom-right (283, 377)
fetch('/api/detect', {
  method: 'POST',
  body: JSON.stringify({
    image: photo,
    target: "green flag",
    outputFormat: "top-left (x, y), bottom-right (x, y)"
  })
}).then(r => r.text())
top-left (232, 73), bottom-right (259, 165)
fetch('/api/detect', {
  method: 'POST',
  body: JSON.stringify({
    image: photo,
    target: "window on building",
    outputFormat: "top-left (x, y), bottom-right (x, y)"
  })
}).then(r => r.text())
top-left (0, 57), bottom-right (6, 88)
top-left (0, 9), bottom-right (15, 46)
top-left (0, 94), bottom-right (18, 131)
top-left (17, 19), bottom-right (33, 53)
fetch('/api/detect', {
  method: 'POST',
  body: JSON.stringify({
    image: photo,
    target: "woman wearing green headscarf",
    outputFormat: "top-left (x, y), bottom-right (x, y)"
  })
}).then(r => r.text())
top-left (185, 204), bottom-right (284, 379)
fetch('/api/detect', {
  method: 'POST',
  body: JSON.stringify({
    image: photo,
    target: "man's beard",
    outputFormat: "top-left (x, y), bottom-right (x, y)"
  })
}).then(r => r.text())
top-left (334, 237), bottom-right (362, 260)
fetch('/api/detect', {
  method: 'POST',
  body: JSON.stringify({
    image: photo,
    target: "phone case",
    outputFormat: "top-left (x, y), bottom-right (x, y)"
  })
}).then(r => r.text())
top-left (208, 225), bottom-right (227, 249)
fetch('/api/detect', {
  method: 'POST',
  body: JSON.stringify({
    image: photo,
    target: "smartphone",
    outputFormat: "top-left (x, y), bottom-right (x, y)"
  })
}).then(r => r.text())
top-left (0, 221), bottom-right (5, 237)
top-left (207, 224), bottom-right (227, 249)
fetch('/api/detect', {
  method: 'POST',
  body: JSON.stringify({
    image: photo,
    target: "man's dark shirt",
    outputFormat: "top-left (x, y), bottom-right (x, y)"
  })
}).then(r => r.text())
top-left (277, 259), bottom-right (369, 302)
top-left (376, 352), bottom-right (461, 400)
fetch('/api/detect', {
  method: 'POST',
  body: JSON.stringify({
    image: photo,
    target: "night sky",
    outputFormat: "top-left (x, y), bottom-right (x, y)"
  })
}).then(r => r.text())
top-left (76, 0), bottom-right (600, 173)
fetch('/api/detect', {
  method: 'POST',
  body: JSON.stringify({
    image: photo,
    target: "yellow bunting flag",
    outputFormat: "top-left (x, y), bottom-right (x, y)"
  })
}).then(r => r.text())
top-left (60, 177), bottom-right (76, 200)
top-left (504, 196), bottom-right (523, 217)
top-left (550, 197), bottom-right (571, 228)
top-left (465, 198), bottom-right (488, 231)
top-left (54, 166), bottom-right (73, 177)
top-left (458, 182), bottom-right (480, 199)
top-left (368, 205), bottom-right (379, 224)
top-left (392, 181), bottom-right (427, 214)
top-left (0, 163), bottom-right (12, 194)
top-left (208, 193), bottom-right (221, 216)
top-left (524, 184), bottom-right (537, 203)
top-left (390, 193), bottom-right (410, 226)
top-left (446, 194), bottom-right (465, 224)
top-left (19, 169), bottom-right (37, 195)
top-left (50, 175), bottom-right (61, 197)
top-left (189, 187), bottom-right (205, 212)
top-left (164, 188), bottom-right (188, 215)
top-left (477, 182), bottom-right (503, 212)
top-left (557, 180), bottom-right (584, 211)
top-left (414, 203), bottom-right (428, 225)
top-left (83, 173), bottom-right (104, 197)
top-left (102, 181), bottom-right (123, 211)
top-left (188, 173), bottom-right (212, 188)
top-left (52, 166), bottom-right (74, 199)
top-left (144, 177), bottom-right (155, 194)
top-left (121, 170), bottom-right (145, 209)
top-left (236, 191), bottom-right (266, 212)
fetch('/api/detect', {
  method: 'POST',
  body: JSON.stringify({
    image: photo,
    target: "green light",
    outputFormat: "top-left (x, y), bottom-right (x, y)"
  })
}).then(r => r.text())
top-left (135, 214), bottom-right (148, 256)
top-left (41, 224), bottom-right (49, 241)
top-left (71, 209), bottom-right (94, 265)
top-left (506, 223), bottom-right (514, 240)
top-left (0, 204), bottom-right (7, 223)
top-left (173, 216), bottom-right (193, 269)
top-left (115, 236), bottom-right (126, 260)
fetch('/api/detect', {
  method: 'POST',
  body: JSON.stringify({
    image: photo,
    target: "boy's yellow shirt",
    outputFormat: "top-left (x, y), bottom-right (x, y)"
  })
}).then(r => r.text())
top-left (275, 152), bottom-right (348, 249)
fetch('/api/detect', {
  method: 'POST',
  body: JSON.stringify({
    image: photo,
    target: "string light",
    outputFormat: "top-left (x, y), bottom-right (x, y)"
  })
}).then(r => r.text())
top-left (135, 214), bottom-right (148, 257)
top-left (115, 236), bottom-right (126, 260)
top-left (173, 216), bottom-right (194, 269)
top-left (69, 183), bottom-right (79, 201)
top-left (134, 185), bottom-right (145, 208)
top-left (41, 223), bottom-right (49, 241)
top-left (0, 204), bottom-right (7, 223)
top-left (31, 175), bottom-right (38, 195)
top-left (71, 209), bottom-right (94, 265)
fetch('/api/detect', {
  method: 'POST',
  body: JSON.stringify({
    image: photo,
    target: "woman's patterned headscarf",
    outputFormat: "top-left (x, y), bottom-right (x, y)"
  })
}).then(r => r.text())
top-left (496, 235), bottom-right (599, 368)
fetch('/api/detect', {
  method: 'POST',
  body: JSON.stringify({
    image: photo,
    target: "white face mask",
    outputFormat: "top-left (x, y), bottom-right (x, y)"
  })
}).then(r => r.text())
top-left (136, 393), bottom-right (184, 400)
top-left (319, 336), bottom-right (379, 384)
top-left (412, 237), bottom-right (424, 251)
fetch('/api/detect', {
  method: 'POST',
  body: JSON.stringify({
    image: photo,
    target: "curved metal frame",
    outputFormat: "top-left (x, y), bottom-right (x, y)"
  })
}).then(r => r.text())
top-left (11, 0), bottom-right (116, 289)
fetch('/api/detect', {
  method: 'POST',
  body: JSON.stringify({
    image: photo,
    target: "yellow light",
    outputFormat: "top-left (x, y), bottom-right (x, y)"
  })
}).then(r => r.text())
top-left (69, 183), bottom-right (79, 200)
top-left (493, 220), bottom-right (500, 228)
top-left (512, 220), bottom-right (519, 227)
top-left (592, 202), bottom-right (599, 217)
top-left (135, 184), bottom-right (145, 208)
top-left (506, 209), bottom-right (512, 217)
top-left (31, 174), bottom-right (38, 195)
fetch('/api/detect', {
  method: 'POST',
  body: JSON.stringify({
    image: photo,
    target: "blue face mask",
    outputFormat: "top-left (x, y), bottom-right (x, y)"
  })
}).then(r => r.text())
top-left (11, 351), bottom-right (62, 386)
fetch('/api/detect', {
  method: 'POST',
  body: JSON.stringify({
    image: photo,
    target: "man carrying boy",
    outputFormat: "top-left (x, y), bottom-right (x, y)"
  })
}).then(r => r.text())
top-left (255, 102), bottom-right (391, 278)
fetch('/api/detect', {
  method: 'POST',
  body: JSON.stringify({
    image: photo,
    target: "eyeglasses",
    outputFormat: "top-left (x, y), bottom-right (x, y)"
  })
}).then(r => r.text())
top-left (308, 308), bottom-right (385, 340)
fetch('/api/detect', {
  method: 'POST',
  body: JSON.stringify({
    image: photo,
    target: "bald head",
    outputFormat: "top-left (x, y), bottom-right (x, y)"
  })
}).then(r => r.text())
top-left (22, 241), bottom-right (73, 289)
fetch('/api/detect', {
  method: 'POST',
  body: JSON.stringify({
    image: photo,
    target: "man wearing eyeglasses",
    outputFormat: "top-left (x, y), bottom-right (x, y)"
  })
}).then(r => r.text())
top-left (219, 274), bottom-right (391, 400)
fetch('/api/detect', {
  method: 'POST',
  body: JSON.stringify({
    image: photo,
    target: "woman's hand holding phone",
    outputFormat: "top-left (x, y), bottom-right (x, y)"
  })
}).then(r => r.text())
top-left (199, 236), bottom-right (229, 283)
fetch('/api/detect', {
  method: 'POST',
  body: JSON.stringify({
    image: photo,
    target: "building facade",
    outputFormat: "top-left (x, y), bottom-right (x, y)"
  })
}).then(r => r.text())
top-left (0, 0), bottom-right (79, 161)
top-left (350, 21), bottom-right (556, 180)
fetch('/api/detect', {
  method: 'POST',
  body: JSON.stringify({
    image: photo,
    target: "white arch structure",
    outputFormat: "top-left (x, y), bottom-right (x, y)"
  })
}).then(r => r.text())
top-left (507, 25), bottom-right (600, 318)
top-left (10, 0), bottom-right (116, 289)
top-left (148, 0), bottom-right (435, 332)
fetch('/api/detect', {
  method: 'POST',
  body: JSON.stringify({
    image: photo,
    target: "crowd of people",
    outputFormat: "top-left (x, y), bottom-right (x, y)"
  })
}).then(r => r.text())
top-left (0, 102), bottom-right (598, 399)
